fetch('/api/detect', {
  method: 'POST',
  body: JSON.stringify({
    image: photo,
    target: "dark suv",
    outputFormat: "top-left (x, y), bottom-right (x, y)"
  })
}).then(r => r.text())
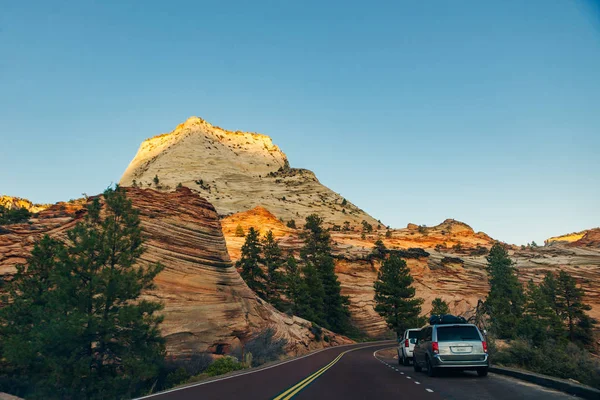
top-left (413, 315), bottom-right (488, 377)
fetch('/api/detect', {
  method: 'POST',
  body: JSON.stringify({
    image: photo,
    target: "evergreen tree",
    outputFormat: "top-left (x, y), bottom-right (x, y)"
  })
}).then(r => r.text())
top-left (153, 175), bottom-right (160, 186)
top-left (385, 230), bottom-right (392, 239)
top-left (371, 239), bottom-right (387, 259)
top-left (374, 255), bottom-right (424, 337)
top-left (284, 256), bottom-right (311, 317)
top-left (555, 270), bottom-right (594, 344)
top-left (0, 206), bottom-right (31, 225)
top-left (300, 261), bottom-right (326, 325)
top-left (235, 224), bottom-right (245, 237)
top-left (519, 280), bottom-right (564, 346)
top-left (236, 227), bottom-right (267, 299)
top-left (286, 219), bottom-right (297, 229)
top-left (430, 298), bottom-right (450, 316)
top-left (540, 271), bottom-right (560, 317)
top-left (262, 230), bottom-right (285, 309)
top-left (484, 243), bottom-right (525, 339)
top-left (0, 187), bottom-right (165, 399)
top-left (300, 214), bottom-right (351, 333)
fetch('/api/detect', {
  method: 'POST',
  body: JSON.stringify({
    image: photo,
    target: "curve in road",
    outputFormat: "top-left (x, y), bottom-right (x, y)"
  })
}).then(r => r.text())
top-left (139, 342), bottom-right (573, 400)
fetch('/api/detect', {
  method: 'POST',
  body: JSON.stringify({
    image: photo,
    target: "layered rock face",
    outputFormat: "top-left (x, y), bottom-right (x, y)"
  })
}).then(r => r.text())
top-left (119, 117), bottom-right (378, 228)
top-left (0, 188), bottom-right (351, 356)
top-left (547, 228), bottom-right (600, 248)
top-left (223, 209), bottom-right (600, 337)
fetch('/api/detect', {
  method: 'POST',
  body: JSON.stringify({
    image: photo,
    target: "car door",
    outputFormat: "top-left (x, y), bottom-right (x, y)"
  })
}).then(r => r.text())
top-left (414, 327), bottom-right (430, 365)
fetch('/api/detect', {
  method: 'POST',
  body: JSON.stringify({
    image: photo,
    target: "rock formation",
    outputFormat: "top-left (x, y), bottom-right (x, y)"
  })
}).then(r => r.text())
top-left (119, 117), bottom-right (378, 228)
top-left (222, 208), bottom-right (600, 337)
top-left (0, 195), bottom-right (50, 213)
top-left (0, 188), bottom-right (351, 356)
top-left (546, 228), bottom-right (600, 248)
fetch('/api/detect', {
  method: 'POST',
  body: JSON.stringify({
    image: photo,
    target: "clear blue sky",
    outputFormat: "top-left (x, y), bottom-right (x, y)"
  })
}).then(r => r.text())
top-left (1, 1), bottom-right (599, 245)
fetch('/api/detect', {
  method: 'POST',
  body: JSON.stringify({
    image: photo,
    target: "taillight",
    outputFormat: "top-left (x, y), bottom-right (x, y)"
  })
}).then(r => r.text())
top-left (482, 341), bottom-right (488, 353)
top-left (432, 342), bottom-right (439, 354)
top-left (405, 339), bottom-right (409, 347)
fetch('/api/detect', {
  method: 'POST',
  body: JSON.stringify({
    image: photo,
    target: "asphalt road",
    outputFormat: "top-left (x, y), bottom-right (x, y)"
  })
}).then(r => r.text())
top-left (139, 342), bottom-right (572, 400)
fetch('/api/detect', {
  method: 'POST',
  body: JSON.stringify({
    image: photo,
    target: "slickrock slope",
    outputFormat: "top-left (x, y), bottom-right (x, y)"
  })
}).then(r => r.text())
top-left (120, 117), bottom-right (378, 228)
top-left (0, 188), bottom-right (351, 356)
top-left (0, 195), bottom-right (50, 213)
top-left (547, 228), bottom-right (600, 248)
top-left (223, 209), bottom-right (600, 337)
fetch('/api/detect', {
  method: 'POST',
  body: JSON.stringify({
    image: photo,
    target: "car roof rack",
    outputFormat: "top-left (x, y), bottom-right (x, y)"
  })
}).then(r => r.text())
top-left (429, 314), bottom-right (467, 325)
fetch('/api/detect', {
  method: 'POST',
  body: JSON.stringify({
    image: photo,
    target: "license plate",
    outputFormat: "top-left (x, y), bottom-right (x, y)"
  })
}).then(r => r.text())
top-left (453, 347), bottom-right (470, 353)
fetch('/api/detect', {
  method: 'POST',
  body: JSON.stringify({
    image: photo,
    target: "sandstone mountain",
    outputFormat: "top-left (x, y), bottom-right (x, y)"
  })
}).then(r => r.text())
top-left (546, 228), bottom-right (600, 248)
top-left (120, 117), bottom-right (378, 228)
top-left (0, 195), bottom-right (50, 213)
top-left (0, 188), bottom-right (351, 356)
top-left (222, 207), bottom-right (600, 337)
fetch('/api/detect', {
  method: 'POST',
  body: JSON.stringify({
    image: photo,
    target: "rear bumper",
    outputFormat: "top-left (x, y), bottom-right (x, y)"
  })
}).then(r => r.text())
top-left (431, 354), bottom-right (489, 368)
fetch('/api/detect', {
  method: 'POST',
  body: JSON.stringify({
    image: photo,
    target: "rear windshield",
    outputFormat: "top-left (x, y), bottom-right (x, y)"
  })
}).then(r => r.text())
top-left (408, 330), bottom-right (420, 339)
top-left (436, 326), bottom-right (480, 341)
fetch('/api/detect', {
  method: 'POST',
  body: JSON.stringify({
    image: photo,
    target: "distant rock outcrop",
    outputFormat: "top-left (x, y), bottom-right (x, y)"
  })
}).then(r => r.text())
top-left (0, 188), bottom-right (351, 356)
top-left (546, 228), bottom-right (600, 248)
top-left (0, 195), bottom-right (50, 213)
top-left (119, 117), bottom-right (378, 228)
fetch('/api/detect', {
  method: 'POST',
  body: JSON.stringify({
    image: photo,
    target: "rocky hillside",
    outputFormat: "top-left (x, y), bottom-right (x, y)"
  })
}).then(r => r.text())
top-left (223, 208), bottom-right (600, 337)
top-left (120, 117), bottom-right (378, 228)
top-left (546, 228), bottom-right (600, 248)
top-left (0, 188), bottom-right (351, 356)
top-left (0, 195), bottom-right (50, 213)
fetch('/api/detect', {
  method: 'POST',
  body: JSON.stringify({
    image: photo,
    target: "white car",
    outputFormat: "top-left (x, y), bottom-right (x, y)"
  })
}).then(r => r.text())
top-left (398, 328), bottom-right (421, 366)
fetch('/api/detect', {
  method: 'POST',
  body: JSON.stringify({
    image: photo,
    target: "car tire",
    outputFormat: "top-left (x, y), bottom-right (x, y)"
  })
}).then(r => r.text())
top-left (398, 351), bottom-right (402, 365)
top-left (413, 356), bottom-right (422, 372)
top-left (477, 367), bottom-right (488, 377)
top-left (426, 357), bottom-right (437, 377)
top-left (402, 352), bottom-right (410, 366)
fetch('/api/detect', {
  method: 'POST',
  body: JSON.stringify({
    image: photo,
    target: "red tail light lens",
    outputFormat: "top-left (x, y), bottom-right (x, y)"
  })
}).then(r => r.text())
top-left (405, 339), bottom-right (409, 347)
top-left (432, 342), bottom-right (439, 354)
top-left (482, 341), bottom-right (488, 353)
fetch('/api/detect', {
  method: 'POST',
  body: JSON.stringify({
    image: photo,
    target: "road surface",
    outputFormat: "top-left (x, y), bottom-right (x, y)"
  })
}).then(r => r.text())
top-left (139, 342), bottom-right (572, 400)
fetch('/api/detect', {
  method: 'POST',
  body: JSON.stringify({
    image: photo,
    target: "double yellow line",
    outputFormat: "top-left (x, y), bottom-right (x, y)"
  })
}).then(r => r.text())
top-left (273, 343), bottom-right (389, 400)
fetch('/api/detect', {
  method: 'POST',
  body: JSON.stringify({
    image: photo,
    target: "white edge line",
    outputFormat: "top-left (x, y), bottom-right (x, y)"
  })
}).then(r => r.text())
top-left (136, 340), bottom-right (394, 399)
top-left (426, 388), bottom-right (434, 392)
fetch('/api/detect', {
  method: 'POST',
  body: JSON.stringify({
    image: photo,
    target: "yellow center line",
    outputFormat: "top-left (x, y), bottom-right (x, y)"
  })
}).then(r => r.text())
top-left (272, 343), bottom-right (390, 400)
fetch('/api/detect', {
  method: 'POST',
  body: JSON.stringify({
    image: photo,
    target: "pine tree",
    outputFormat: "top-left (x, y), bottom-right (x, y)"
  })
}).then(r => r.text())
top-left (519, 280), bottom-right (564, 346)
top-left (236, 227), bottom-right (267, 299)
top-left (235, 224), bottom-right (245, 237)
top-left (555, 270), bottom-right (594, 344)
top-left (0, 187), bottom-right (165, 399)
top-left (484, 243), bottom-right (525, 339)
top-left (262, 230), bottom-right (285, 309)
top-left (300, 214), bottom-right (351, 333)
top-left (371, 239), bottom-right (387, 259)
top-left (374, 255), bottom-right (424, 337)
top-left (284, 256), bottom-right (307, 316)
top-left (430, 298), bottom-right (450, 316)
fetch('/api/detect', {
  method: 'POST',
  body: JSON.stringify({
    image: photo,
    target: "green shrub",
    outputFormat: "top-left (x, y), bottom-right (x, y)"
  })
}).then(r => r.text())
top-left (237, 328), bottom-right (287, 367)
top-left (0, 206), bottom-right (31, 225)
top-left (205, 356), bottom-right (245, 377)
top-left (494, 340), bottom-right (600, 389)
top-left (310, 323), bottom-right (323, 341)
top-left (235, 224), bottom-right (245, 237)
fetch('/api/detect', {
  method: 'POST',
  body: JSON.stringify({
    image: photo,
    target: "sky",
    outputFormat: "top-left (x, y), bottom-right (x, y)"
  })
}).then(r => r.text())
top-left (1, 0), bottom-right (599, 245)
